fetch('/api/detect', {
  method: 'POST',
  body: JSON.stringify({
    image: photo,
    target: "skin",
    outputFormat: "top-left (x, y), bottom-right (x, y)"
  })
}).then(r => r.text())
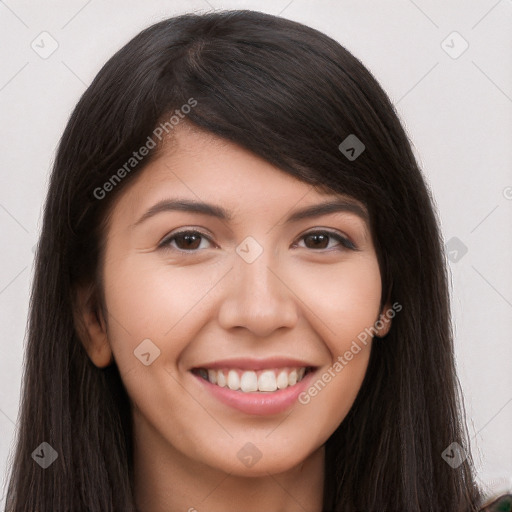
top-left (77, 123), bottom-right (391, 512)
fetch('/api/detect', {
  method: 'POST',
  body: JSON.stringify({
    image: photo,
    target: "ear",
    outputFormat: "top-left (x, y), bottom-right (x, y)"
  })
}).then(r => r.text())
top-left (73, 282), bottom-right (113, 368)
top-left (374, 301), bottom-right (393, 338)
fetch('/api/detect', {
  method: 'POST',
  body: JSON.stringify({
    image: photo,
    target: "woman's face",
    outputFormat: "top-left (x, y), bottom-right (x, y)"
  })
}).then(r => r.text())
top-left (82, 124), bottom-right (390, 477)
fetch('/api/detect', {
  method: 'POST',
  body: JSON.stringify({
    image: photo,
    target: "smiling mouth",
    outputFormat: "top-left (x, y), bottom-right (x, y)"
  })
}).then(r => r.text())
top-left (192, 367), bottom-right (314, 393)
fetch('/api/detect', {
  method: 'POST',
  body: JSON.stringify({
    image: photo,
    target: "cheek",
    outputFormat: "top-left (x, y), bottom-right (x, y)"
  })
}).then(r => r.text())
top-left (100, 256), bottom-right (216, 422)
top-left (294, 346), bottom-right (371, 451)
top-left (290, 257), bottom-right (381, 439)
top-left (291, 255), bottom-right (382, 356)
top-left (101, 254), bottom-right (224, 369)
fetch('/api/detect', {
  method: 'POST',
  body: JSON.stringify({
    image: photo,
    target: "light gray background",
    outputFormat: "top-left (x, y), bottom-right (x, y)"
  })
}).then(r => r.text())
top-left (1, 0), bottom-right (511, 506)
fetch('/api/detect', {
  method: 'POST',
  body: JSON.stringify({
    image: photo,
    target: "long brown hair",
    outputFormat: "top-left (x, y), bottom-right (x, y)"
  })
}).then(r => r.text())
top-left (4, 10), bottom-right (484, 511)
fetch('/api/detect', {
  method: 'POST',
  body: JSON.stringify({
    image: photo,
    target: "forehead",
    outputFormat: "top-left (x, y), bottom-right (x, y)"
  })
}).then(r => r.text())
top-left (107, 125), bottom-right (369, 229)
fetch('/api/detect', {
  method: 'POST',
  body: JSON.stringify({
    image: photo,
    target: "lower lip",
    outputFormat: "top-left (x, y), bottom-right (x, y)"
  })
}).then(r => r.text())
top-left (192, 370), bottom-right (316, 416)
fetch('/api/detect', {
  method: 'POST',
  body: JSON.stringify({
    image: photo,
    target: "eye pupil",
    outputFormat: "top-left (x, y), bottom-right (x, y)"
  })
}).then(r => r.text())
top-left (176, 233), bottom-right (201, 249)
top-left (305, 233), bottom-right (329, 249)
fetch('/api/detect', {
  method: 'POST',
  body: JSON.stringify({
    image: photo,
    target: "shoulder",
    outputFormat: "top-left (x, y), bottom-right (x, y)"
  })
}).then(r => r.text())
top-left (479, 493), bottom-right (512, 511)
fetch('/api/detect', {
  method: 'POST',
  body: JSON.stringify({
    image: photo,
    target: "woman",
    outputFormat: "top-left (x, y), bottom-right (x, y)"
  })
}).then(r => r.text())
top-left (4, 9), bottom-right (507, 511)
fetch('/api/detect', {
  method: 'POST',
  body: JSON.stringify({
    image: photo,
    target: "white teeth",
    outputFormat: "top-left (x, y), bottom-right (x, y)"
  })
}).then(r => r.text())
top-left (276, 370), bottom-right (288, 389)
top-left (240, 371), bottom-right (258, 392)
top-left (258, 370), bottom-right (277, 392)
top-left (227, 370), bottom-right (239, 390)
top-left (207, 369), bottom-right (217, 385)
top-left (217, 371), bottom-right (227, 387)
top-left (199, 367), bottom-right (309, 392)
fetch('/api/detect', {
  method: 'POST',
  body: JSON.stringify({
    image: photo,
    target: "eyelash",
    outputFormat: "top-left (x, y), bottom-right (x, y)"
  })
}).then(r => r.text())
top-left (158, 229), bottom-right (358, 253)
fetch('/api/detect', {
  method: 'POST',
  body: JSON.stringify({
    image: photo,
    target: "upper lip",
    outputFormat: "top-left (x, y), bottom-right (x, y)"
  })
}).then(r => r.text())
top-left (191, 357), bottom-right (316, 371)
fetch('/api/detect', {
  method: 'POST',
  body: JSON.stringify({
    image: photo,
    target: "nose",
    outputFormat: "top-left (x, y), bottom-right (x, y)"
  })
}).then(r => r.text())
top-left (217, 243), bottom-right (299, 337)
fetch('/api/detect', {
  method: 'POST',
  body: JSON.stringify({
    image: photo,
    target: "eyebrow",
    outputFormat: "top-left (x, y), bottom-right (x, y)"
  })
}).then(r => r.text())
top-left (132, 197), bottom-right (369, 228)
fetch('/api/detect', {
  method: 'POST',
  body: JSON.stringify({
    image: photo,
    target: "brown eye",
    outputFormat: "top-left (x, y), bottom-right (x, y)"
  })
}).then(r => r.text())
top-left (158, 229), bottom-right (357, 253)
top-left (298, 231), bottom-right (356, 251)
top-left (159, 230), bottom-right (213, 252)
